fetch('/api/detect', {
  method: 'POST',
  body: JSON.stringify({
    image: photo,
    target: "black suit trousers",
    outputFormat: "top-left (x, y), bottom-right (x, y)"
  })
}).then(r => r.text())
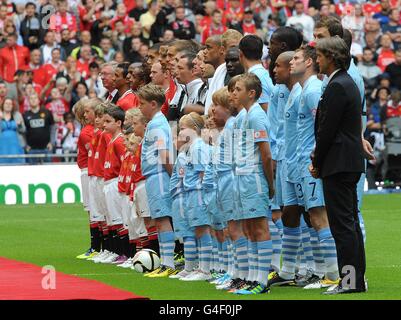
top-left (322, 172), bottom-right (366, 290)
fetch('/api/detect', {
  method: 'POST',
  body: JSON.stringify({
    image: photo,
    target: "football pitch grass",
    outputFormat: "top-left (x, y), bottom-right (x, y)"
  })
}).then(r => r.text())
top-left (1, 193), bottom-right (401, 300)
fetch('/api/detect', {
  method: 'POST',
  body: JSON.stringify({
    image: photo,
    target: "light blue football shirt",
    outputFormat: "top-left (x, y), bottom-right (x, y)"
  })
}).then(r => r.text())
top-left (183, 137), bottom-right (209, 191)
top-left (297, 75), bottom-right (322, 178)
top-left (284, 82), bottom-right (302, 183)
top-left (267, 85), bottom-right (279, 160)
top-left (249, 64), bottom-right (274, 105)
top-left (235, 102), bottom-right (270, 175)
top-left (275, 84), bottom-right (290, 161)
top-left (214, 116), bottom-right (235, 173)
top-left (169, 150), bottom-right (187, 198)
top-left (141, 112), bottom-right (172, 177)
top-left (202, 144), bottom-right (217, 190)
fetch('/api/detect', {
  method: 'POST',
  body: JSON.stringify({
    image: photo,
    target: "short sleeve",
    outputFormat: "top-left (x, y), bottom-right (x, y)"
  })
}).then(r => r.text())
top-left (249, 111), bottom-right (269, 143)
top-left (305, 91), bottom-right (321, 120)
top-left (146, 123), bottom-right (169, 150)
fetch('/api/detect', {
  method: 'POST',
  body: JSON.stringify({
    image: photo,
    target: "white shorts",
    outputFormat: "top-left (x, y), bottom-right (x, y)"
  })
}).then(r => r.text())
top-left (103, 178), bottom-right (123, 226)
top-left (88, 176), bottom-right (107, 222)
top-left (129, 210), bottom-right (148, 240)
top-left (133, 180), bottom-right (151, 218)
top-left (80, 168), bottom-right (90, 211)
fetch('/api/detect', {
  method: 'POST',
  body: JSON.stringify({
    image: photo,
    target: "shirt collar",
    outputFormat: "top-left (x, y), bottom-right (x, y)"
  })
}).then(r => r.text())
top-left (248, 63), bottom-right (263, 73)
top-left (303, 74), bottom-right (318, 89)
top-left (185, 78), bottom-right (203, 95)
top-left (328, 69), bottom-right (341, 84)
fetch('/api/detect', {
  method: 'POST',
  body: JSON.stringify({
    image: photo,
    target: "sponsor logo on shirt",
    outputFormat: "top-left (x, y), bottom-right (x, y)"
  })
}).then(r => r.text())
top-left (29, 118), bottom-right (45, 128)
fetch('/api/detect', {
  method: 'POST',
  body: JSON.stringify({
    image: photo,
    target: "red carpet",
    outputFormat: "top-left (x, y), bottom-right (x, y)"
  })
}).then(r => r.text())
top-left (0, 257), bottom-right (147, 300)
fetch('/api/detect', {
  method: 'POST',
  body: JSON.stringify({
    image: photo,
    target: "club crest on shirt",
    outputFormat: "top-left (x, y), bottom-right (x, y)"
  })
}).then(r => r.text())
top-left (40, 112), bottom-right (46, 118)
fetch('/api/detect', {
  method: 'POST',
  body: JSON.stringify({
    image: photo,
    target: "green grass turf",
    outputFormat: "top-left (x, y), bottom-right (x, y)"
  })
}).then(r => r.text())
top-left (1, 194), bottom-right (401, 300)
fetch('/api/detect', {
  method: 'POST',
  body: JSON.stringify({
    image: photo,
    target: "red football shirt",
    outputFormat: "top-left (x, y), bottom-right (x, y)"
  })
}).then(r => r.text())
top-left (129, 144), bottom-right (145, 199)
top-left (104, 134), bottom-right (126, 181)
top-left (116, 90), bottom-right (139, 111)
top-left (118, 152), bottom-right (132, 193)
top-left (93, 131), bottom-right (112, 178)
top-left (77, 124), bottom-right (94, 169)
top-left (88, 128), bottom-right (102, 176)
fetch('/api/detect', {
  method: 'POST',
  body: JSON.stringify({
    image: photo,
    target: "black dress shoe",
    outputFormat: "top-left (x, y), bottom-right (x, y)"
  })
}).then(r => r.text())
top-left (323, 285), bottom-right (366, 295)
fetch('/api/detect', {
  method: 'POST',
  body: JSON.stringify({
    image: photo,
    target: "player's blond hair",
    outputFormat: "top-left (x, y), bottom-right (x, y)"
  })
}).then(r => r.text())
top-left (222, 29), bottom-right (243, 49)
top-left (179, 112), bottom-right (205, 135)
top-left (227, 75), bottom-right (241, 92)
top-left (72, 99), bottom-right (86, 125)
top-left (94, 102), bottom-right (109, 117)
top-left (212, 87), bottom-right (235, 114)
top-left (126, 108), bottom-right (148, 124)
top-left (83, 97), bottom-right (102, 110)
top-left (137, 83), bottom-right (166, 107)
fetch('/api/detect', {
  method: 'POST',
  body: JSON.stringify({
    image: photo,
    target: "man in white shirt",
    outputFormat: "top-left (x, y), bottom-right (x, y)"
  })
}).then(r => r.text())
top-left (286, 1), bottom-right (315, 42)
top-left (176, 52), bottom-right (204, 115)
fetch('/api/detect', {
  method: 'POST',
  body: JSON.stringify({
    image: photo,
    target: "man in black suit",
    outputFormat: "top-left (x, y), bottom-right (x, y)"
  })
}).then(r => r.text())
top-left (310, 36), bottom-right (366, 295)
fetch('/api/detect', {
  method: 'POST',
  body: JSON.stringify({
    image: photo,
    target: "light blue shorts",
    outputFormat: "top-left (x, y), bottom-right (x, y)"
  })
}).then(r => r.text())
top-left (204, 189), bottom-right (226, 231)
top-left (145, 172), bottom-right (172, 219)
top-left (237, 172), bottom-right (270, 220)
top-left (216, 171), bottom-right (235, 222)
top-left (171, 193), bottom-right (194, 238)
top-left (233, 174), bottom-right (243, 221)
top-left (284, 180), bottom-right (304, 207)
top-left (186, 189), bottom-right (211, 228)
top-left (272, 160), bottom-right (285, 209)
top-left (300, 175), bottom-right (325, 211)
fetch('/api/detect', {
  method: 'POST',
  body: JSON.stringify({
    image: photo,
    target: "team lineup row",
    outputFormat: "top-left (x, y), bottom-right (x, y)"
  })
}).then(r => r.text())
top-left (75, 21), bottom-right (370, 296)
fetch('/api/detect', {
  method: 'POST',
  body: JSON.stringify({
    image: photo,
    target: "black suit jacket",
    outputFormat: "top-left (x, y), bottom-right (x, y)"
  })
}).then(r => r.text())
top-left (312, 70), bottom-right (365, 178)
top-left (104, 91), bottom-right (120, 104)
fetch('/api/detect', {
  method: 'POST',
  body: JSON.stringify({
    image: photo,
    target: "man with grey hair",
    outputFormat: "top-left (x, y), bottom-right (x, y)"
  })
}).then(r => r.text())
top-left (311, 36), bottom-right (366, 295)
top-left (100, 61), bottom-right (119, 103)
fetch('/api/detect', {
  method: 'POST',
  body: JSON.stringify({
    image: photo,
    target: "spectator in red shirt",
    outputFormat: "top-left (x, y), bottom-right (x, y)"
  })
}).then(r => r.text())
top-left (363, 0), bottom-right (382, 17)
top-left (0, 32), bottom-right (29, 99)
top-left (382, 90), bottom-right (401, 128)
top-left (199, 1), bottom-right (217, 33)
top-left (76, 45), bottom-right (93, 79)
top-left (201, 10), bottom-right (227, 44)
top-left (377, 34), bottom-right (396, 72)
top-left (242, 8), bottom-right (257, 35)
top-left (78, 0), bottom-right (102, 32)
top-left (111, 3), bottom-right (135, 34)
top-left (46, 87), bottom-right (70, 122)
top-left (225, 0), bottom-right (244, 30)
top-left (37, 48), bottom-right (64, 90)
top-left (49, 0), bottom-right (77, 42)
